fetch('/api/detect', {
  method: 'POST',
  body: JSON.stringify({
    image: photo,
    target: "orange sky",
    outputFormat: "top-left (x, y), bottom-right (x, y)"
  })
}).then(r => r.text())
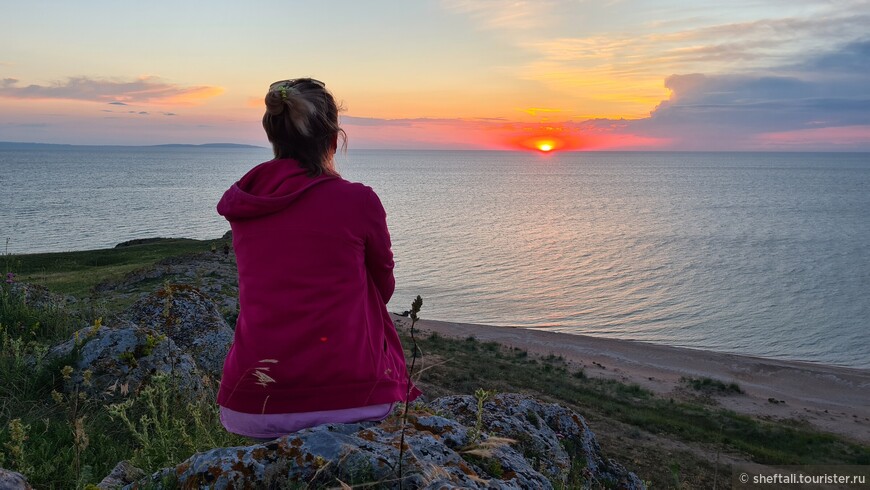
top-left (1, 1), bottom-right (868, 150)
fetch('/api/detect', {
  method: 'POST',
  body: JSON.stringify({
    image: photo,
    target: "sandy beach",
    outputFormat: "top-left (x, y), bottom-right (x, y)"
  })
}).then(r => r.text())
top-left (392, 314), bottom-right (870, 445)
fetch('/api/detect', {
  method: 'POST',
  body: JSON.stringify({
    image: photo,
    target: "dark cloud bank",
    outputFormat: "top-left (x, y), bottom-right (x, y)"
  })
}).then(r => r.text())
top-left (627, 40), bottom-right (870, 149)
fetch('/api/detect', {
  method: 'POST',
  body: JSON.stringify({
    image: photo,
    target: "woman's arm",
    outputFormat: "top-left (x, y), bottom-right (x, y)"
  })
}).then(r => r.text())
top-left (365, 189), bottom-right (396, 303)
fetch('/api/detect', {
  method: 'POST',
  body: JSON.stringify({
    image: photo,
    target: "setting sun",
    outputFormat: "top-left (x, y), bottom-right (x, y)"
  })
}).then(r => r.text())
top-left (507, 132), bottom-right (579, 152)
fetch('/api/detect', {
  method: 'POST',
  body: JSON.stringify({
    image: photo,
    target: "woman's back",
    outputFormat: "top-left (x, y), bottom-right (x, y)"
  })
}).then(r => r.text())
top-left (216, 79), bottom-right (418, 427)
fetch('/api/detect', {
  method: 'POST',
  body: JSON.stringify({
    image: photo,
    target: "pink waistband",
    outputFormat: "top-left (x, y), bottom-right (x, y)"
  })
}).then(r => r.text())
top-left (219, 402), bottom-right (395, 439)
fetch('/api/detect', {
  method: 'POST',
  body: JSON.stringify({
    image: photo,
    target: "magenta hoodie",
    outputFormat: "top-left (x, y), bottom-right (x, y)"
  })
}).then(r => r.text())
top-left (216, 158), bottom-right (420, 414)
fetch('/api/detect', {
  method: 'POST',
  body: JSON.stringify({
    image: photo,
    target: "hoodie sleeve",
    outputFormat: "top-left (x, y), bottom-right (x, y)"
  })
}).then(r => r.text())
top-left (364, 189), bottom-right (395, 303)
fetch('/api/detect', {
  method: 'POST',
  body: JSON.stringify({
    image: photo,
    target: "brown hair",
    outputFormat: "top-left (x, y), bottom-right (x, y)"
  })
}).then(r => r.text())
top-left (262, 78), bottom-right (346, 177)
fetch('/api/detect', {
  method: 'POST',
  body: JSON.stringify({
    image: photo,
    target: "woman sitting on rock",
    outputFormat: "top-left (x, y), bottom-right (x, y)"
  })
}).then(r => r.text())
top-left (216, 78), bottom-right (420, 439)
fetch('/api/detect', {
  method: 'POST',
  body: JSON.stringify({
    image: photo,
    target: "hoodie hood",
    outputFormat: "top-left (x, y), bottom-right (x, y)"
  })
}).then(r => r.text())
top-left (217, 159), bottom-right (336, 221)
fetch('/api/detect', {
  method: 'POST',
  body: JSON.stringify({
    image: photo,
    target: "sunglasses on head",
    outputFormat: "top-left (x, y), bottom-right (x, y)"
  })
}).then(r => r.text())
top-left (269, 78), bottom-right (325, 92)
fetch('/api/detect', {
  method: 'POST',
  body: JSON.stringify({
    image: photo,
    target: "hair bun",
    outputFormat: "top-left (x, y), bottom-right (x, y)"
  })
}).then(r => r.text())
top-left (264, 89), bottom-right (317, 135)
top-left (264, 91), bottom-right (285, 116)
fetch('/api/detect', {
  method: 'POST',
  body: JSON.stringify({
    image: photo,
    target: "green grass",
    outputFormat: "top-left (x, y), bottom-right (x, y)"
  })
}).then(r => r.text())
top-left (5, 238), bottom-right (221, 296)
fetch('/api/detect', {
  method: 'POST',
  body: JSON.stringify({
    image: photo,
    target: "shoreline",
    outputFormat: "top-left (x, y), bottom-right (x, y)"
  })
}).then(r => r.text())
top-left (392, 314), bottom-right (870, 444)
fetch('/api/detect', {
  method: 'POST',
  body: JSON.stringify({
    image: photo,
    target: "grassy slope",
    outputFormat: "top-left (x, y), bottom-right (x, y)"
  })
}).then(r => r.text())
top-left (2, 238), bottom-right (868, 488)
top-left (4, 238), bottom-right (219, 296)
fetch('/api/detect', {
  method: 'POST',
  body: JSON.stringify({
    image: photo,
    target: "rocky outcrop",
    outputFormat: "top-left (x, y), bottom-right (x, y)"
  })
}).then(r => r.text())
top-left (130, 394), bottom-right (645, 489)
top-left (97, 461), bottom-right (146, 489)
top-left (48, 285), bottom-right (233, 400)
top-left (0, 468), bottom-right (31, 490)
top-left (49, 321), bottom-right (203, 401)
top-left (118, 284), bottom-right (233, 377)
top-left (431, 394), bottom-right (642, 488)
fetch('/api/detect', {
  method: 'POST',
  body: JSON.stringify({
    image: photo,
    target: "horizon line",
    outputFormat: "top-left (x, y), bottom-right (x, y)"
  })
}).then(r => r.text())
top-left (1, 141), bottom-right (869, 153)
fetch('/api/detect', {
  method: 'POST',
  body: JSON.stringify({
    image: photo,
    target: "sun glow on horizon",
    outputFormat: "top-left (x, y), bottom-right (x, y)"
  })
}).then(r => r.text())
top-left (515, 134), bottom-right (570, 152)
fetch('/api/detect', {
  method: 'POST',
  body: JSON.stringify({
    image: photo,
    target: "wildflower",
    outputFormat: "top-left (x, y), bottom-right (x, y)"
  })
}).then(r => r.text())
top-left (4, 272), bottom-right (13, 284)
top-left (61, 365), bottom-right (74, 380)
top-left (73, 417), bottom-right (89, 451)
top-left (51, 390), bottom-right (64, 404)
top-left (82, 369), bottom-right (93, 386)
top-left (8, 418), bottom-right (28, 444)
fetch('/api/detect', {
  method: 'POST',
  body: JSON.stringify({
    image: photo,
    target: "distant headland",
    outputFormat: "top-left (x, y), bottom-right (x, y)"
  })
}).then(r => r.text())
top-left (0, 141), bottom-right (265, 150)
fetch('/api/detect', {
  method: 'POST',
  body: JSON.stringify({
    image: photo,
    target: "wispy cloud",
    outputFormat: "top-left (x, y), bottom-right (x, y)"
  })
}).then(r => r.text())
top-left (439, 0), bottom-right (555, 30)
top-left (522, 108), bottom-right (563, 116)
top-left (522, 12), bottom-right (870, 84)
top-left (99, 108), bottom-right (177, 117)
top-left (0, 76), bottom-right (223, 105)
top-left (2, 122), bottom-right (49, 129)
top-left (756, 125), bottom-right (870, 150)
top-left (341, 115), bottom-right (473, 127)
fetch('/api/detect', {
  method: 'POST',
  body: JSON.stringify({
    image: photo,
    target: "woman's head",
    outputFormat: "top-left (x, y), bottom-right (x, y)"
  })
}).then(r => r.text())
top-left (263, 78), bottom-right (346, 176)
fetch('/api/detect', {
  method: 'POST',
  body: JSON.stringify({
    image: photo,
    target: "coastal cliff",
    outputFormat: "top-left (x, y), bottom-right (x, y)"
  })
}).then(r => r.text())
top-left (1, 238), bottom-right (868, 488)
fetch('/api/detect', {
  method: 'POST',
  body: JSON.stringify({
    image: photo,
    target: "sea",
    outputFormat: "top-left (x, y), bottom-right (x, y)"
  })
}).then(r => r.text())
top-left (2, 145), bottom-right (868, 369)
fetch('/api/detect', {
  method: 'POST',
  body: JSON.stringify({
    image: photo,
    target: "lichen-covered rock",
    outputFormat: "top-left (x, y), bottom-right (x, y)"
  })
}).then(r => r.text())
top-left (429, 393), bottom-right (645, 489)
top-left (49, 322), bottom-right (203, 401)
top-left (119, 284), bottom-right (233, 377)
top-left (7, 282), bottom-right (77, 309)
top-left (97, 460), bottom-right (146, 489)
top-left (133, 417), bottom-right (548, 489)
top-left (130, 394), bottom-right (645, 489)
top-left (0, 468), bottom-right (32, 490)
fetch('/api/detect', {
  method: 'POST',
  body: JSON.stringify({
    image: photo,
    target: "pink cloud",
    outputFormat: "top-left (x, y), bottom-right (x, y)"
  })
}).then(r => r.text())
top-left (0, 76), bottom-right (223, 106)
top-left (756, 125), bottom-right (870, 150)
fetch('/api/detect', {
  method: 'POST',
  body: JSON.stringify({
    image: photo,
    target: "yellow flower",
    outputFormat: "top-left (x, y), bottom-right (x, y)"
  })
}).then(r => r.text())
top-left (89, 317), bottom-right (103, 337)
top-left (61, 365), bottom-right (74, 380)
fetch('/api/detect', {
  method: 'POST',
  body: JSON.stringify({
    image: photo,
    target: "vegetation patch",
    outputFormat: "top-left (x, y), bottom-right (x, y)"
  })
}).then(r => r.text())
top-left (680, 376), bottom-right (743, 395)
